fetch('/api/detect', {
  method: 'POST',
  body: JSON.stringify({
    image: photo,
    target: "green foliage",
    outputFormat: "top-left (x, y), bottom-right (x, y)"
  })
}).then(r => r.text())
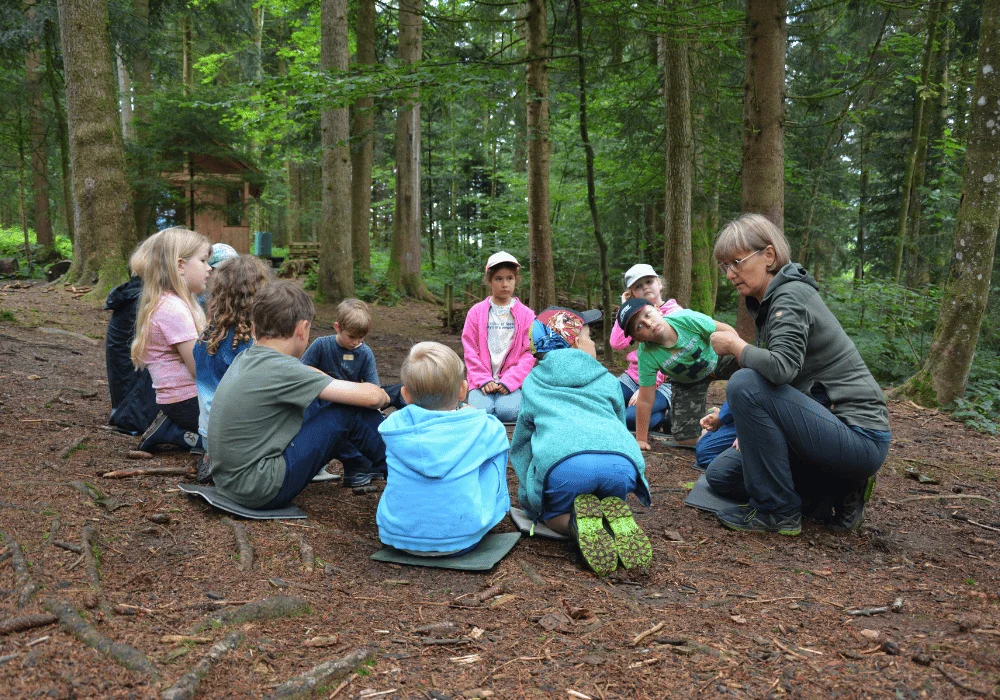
top-left (0, 228), bottom-right (72, 277)
top-left (0, 309), bottom-right (16, 323)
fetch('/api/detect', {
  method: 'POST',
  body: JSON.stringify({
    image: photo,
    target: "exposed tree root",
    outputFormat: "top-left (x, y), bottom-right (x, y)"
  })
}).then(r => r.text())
top-left (263, 648), bottom-right (373, 700)
top-left (52, 540), bottom-right (83, 554)
top-left (59, 435), bottom-right (87, 460)
top-left (192, 596), bottom-right (309, 633)
top-left (43, 598), bottom-right (159, 678)
top-left (102, 466), bottom-right (193, 479)
top-left (0, 529), bottom-right (39, 608)
top-left (161, 630), bottom-right (244, 700)
top-left (0, 613), bottom-right (58, 636)
top-left (81, 525), bottom-right (102, 592)
top-left (225, 519), bottom-right (253, 571)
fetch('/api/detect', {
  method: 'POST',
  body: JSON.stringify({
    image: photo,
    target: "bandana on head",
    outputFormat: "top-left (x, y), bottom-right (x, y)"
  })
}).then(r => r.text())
top-left (529, 309), bottom-right (585, 354)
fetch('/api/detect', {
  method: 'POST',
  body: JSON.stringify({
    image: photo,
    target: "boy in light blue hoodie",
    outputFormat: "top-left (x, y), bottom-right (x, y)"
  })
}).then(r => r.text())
top-left (376, 342), bottom-right (511, 556)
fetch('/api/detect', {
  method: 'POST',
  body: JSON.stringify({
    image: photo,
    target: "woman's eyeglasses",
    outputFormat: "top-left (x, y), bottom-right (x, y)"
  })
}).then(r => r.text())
top-left (718, 249), bottom-right (764, 275)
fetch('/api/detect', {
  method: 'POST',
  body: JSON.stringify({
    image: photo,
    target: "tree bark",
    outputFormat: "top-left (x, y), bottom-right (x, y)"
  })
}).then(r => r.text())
top-left (43, 19), bottom-right (74, 245)
top-left (56, 0), bottom-right (137, 294)
top-left (116, 48), bottom-right (134, 142)
top-left (855, 126), bottom-right (868, 281)
top-left (350, 0), bottom-right (375, 276)
top-left (127, 0), bottom-right (152, 238)
top-left (319, 0), bottom-right (354, 301)
top-left (388, 0), bottom-right (433, 300)
top-left (662, 17), bottom-right (692, 307)
top-left (525, 0), bottom-right (556, 309)
top-left (894, 0), bottom-right (1000, 407)
top-left (739, 0), bottom-right (786, 340)
top-left (25, 0), bottom-right (53, 248)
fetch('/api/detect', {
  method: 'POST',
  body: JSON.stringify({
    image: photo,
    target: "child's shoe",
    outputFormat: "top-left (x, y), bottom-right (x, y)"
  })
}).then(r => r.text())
top-left (571, 494), bottom-right (618, 576)
top-left (600, 496), bottom-right (653, 571)
top-left (138, 413), bottom-right (202, 452)
top-left (195, 453), bottom-right (213, 484)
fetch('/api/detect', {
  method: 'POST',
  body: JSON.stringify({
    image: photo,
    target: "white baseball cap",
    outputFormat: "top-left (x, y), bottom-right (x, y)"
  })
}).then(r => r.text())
top-left (622, 263), bottom-right (658, 290)
top-left (485, 251), bottom-right (519, 272)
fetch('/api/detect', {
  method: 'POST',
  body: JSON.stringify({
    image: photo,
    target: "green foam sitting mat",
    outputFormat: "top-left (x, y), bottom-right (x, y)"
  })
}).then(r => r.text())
top-left (683, 474), bottom-right (742, 514)
top-left (178, 482), bottom-right (307, 520)
top-left (370, 532), bottom-right (521, 571)
top-left (509, 507), bottom-right (569, 540)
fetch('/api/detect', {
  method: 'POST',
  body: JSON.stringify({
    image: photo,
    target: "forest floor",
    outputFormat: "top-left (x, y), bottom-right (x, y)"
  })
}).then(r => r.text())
top-left (1, 280), bottom-right (999, 699)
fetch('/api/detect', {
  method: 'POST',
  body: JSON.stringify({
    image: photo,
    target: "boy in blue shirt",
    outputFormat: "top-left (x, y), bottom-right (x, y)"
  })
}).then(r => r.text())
top-left (376, 342), bottom-right (510, 556)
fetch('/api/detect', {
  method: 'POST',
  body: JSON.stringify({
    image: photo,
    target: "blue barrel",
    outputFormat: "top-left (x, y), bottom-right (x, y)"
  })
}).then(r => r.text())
top-left (253, 231), bottom-right (273, 258)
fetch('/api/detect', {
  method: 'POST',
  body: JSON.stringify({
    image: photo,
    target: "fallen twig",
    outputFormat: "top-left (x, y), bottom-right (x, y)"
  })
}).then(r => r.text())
top-left (901, 494), bottom-right (994, 505)
top-left (0, 613), bottom-right (58, 636)
top-left (327, 672), bottom-right (357, 699)
top-left (225, 519), bottom-right (253, 571)
top-left (192, 596), bottom-right (309, 633)
top-left (102, 466), bottom-right (192, 479)
top-left (419, 637), bottom-right (472, 646)
top-left (43, 598), bottom-right (159, 678)
top-left (847, 599), bottom-right (903, 617)
top-left (161, 631), bottom-right (243, 700)
top-left (0, 530), bottom-right (38, 608)
top-left (161, 635), bottom-right (212, 644)
top-left (268, 577), bottom-right (320, 593)
top-left (52, 540), bottom-right (82, 554)
top-left (263, 648), bottom-right (373, 700)
top-left (953, 516), bottom-right (1000, 534)
top-left (936, 663), bottom-right (995, 697)
top-left (632, 621), bottom-right (666, 646)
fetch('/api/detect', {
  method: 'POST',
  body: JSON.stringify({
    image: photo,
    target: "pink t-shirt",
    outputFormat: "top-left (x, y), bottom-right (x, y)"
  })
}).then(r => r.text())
top-left (143, 293), bottom-right (199, 404)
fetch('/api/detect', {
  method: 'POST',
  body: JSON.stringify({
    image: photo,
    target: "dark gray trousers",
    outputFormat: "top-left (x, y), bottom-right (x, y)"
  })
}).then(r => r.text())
top-left (705, 369), bottom-right (890, 516)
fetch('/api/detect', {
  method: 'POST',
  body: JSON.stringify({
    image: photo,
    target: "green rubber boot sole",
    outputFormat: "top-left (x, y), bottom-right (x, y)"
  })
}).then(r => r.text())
top-left (573, 494), bottom-right (618, 577)
top-left (600, 496), bottom-right (653, 571)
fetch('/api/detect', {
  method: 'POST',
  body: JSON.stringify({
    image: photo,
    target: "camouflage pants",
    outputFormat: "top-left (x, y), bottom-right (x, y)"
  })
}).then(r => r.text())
top-left (669, 355), bottom-right (737, 441)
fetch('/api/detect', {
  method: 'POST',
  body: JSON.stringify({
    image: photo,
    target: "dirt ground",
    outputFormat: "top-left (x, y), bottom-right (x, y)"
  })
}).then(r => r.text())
top-left (1, 280), bottom-right (998, 699)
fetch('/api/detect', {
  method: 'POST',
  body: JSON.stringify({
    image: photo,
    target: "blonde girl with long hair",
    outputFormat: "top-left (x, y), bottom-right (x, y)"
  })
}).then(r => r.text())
top-left (130, 227), bottom-right (212, 436)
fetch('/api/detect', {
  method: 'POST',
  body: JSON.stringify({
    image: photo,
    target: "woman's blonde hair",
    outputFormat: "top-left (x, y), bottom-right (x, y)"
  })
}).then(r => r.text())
top-left (202, 255), bottom-right (271, 355)
top-left (130, 227), bottom-right (211, 368)
top-left (713, 214), bottom-right (790, 272)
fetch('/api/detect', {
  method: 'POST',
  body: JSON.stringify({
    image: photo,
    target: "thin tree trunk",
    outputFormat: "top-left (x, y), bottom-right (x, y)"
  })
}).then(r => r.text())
top-left (319, 0), bottom-right (354, 301)
top-left (127, 0), bottom-right (152, 238)
top-left (525, 0), bottom-right (556, 309)
top-left (388, 0), bottom-right (433, 300)
top-left (662, 18), bottom-right (692, 307)
top-left (894, 0), bottom-right (1000, 407)
top-left (855, 126), bottom-right (868, 281)
top-left (25, 0), bottom-right (53, 248)
top-left (56, 0), bottom-right (137, 294)
top-left (572, 0), bottom-right (611, 356)
top-left (18, 110), bottom-right (33, 270)
top-left (739, 0), bottom-right (786, 340)
top-left (116, 48), bottom-right (134, 141)
top-left (350, 0), bottom-right (375, 276)
top-left (182, 16), bottom-right (193, 92)
top-left (43, 19), bottom-right (74, 245)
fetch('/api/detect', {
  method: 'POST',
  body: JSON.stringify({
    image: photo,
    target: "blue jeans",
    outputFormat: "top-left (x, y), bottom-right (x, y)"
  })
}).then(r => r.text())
top-left (695, 422), bottom-right (737, 470)
top-left (468, 388), bottom-right (522, 423)
top-left (541, 452), bottom-right (638, 521)
top-left (263, 400), bottom-right (386, 509)
top-left (618, 375), bottom-right (669, 432)
top-left (705, 369), bottom-right (890, 516)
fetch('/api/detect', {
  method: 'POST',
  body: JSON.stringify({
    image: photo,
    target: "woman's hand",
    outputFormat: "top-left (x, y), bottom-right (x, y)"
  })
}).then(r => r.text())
top-left (700, 407), bottom-right (721, 432)
top-left (628, 391), bottom-right (640, 407)
top-left (710, 330), bottom-right (746, 359)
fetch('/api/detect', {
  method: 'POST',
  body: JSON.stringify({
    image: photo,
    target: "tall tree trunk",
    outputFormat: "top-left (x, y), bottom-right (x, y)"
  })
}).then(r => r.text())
top-left (855, 126), bottom-right (868, 281)
top-left (894, 0), bottom-right (1000, 407)
top-left (350, 0), bottom-right (375, 276)
top-left (56, 0), bottom-right (137, 294)
top-left (892, 0), bottom-right (944, 283)
top-left (319, 0), bottom-right (354, 301)
top-left (662, 20), bottom-right (692, 307)
top-left (739, 0), bottom-right (786, 340)
top-left (25, 0), bottom-right (53, 248)
top-left (116, 48), bottom-right (134, 141)
top-left (388, 0), bottom-right (433, 299)
top-left (43, 19), bottom-right (74, 244)
top-left (18, 111), bottom-right (33, 270)
top-left (525, 0), bottom-right (556, 309)
top-left (127, 0), bottom-right (152, 238)
top-left (572, 0), bottom-right (611, 356)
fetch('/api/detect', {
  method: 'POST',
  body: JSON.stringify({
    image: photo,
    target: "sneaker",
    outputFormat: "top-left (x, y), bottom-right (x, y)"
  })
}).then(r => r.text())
top-left (138, 412), bottom-right (171, 452)
top-left (195, 453), bottom-right (213, 484)
top-left (311, 465), bottom-right (340, 483)
top-left (717, 504), bottom-right (802, 536)
top-left (600, 496), bottom-right (653, 571)
top-left (138, 413), bottom-right (202, 452)
top-left (827, 475), bottom-right (876, 532)
top-left (571, 494), bottom-right (618, 576)
top-left (342, 470), bottom-right (386, 488)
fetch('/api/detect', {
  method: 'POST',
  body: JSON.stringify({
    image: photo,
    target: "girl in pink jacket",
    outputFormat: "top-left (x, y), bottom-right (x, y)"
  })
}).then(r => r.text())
top-left (462, 252), bottom-right (536, 423)
top-left (610, 264), bottom-right (682, 432)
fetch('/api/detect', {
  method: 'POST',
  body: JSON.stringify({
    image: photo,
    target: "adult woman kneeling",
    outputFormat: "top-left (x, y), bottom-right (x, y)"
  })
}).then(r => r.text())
top-left (706, 214), bottom-right (891, 535)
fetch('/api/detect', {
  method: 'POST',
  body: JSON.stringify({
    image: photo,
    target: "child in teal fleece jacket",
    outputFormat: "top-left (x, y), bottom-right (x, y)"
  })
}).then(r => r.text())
top-left (511, 308), bottom-right (651, 575)
top-left (376, 342), bottom-right (510, 555)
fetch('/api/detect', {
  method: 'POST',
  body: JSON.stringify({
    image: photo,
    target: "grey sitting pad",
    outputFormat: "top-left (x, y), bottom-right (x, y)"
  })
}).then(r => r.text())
top-left (371, 532), bottom-right (521, 571)
top-left (177, 482), bottom-right (307, 520)
top-left (683, 474), bottom-right (741, 514)
top-left (509, 507), bottom-right (568, 540)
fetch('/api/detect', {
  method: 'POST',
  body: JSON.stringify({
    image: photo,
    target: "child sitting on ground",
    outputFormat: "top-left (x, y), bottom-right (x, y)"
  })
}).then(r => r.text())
top-left (511, 308), bottom-right (652, 577)
top-left (609, 264), bottom-right (682, 432)
top-left (616, 298), bottom-right (738, 451)
top-left (301, 298), bottom-right (404, 486)
top-left (193, 255), bottom-right (271, 481)
top-left (695, 403), bottom-right (737, 471)
top-left (209, 281), bottom-right (390, 510)
top-left (462, 251), bottom-right (536, 423)
top-left (376, 342), bottom-right (511, 556)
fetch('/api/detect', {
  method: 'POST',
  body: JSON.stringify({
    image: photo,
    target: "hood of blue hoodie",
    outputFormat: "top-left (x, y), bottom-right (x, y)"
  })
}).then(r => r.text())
top-left (379, 403), bottom-right (510, 479)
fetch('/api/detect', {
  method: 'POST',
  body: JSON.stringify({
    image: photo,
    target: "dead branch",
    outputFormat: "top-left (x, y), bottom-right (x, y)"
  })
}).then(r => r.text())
top-left (901, 494), bottom-right (994, 505)
top-left (161, 631), bottom-right (244, 700)
top-left (81, 526), bottom-right (101, 591)
top-left (52, 540), bottom-right (82, 554)
top-left (263, 648), bottom-right (373, 700)
top-left (43, 598), bottom-right (159, 678)
top-left (419, 637), bottom-right (472, 646)
top-left (936, 663), bottom-right (996, 697)
top-left (0, 613), bottom-right (58, 636)
top-left (161, 636), bottom-right (212, 644)
top-left (632, 622), bottom-right (666, 646)
top-left (191, 597), bottom-right (309, 633)
top-left (102, 466), bottom-right (192, 479)
top-left (953, 515), bottom-right (1000, 534)
top-left (59, 436), bottom-right (87, 460)
top-left (225, 519), bottom-right (253, 571)
top-left (0, 530), bottom-right (38, 608)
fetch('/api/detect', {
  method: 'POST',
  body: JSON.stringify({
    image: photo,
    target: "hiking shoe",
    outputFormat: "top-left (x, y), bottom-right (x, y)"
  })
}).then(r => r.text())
top-left (195, 453), bottom-right (213, 484)
top-left (717, 504), bottom-right (802, 536)
top-left (827, 475), bottom-right (876, 532)
top-left (600, 496), bottom-right (653, 571)
top-left (572, 494), bottom-right (618, 576)
top-left (342, 469), bottom-right (385, 488)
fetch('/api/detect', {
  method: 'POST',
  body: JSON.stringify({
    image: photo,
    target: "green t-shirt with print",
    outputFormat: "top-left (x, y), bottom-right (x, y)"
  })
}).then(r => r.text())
top-left (637, 309), bottom-right (719, 386)
top-left (209, 344), bottom-right (333, 508)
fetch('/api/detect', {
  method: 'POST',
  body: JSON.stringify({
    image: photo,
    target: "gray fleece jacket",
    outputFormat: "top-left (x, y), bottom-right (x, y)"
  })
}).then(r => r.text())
top-left (739, 263), bottom-right (890, 432)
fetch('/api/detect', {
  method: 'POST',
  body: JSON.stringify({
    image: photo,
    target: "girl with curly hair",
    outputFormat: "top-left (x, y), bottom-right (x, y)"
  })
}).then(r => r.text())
top-left (194, 255), bottom-right (271, 479)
